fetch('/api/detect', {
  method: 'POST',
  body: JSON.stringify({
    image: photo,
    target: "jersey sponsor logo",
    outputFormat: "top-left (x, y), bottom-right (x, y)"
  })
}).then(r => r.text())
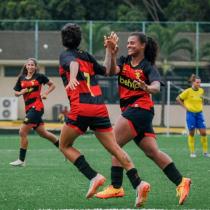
top-left (119, 75), bottom-right (141, 90)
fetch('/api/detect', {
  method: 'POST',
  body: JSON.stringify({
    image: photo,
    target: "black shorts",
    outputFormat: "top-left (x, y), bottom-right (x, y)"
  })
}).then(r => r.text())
top-left (23, 108), bottom-right (44, 129)
top-left (122, 107), bottom-right (156, 145)
top-left (65, 115), bottom-right (112, 134)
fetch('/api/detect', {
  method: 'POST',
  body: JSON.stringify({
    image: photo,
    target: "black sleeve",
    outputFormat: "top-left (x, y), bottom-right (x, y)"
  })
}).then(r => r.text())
top-left (117, 56), bottom-right (126, 72)
top-left (13, 77), bottom-right (22, 91)
top-left (88, 54), bottom-right (106, 75)
top-left (60, 52), bottom-right (76, 69)
top-left (147, 66), bottom-right (161, 84)
top-left (39, 74), bottom-right (50, 85)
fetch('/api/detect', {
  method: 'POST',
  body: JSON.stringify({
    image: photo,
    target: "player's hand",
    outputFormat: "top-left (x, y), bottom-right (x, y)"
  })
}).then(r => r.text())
top-left (41, 93), bottom-right (48, 100)
top-left (134, 79), bottom-right (149, 92)
top-left (66, 78), bottom-right (79, 90)
top-left (20, 88), bottom-right (29, 95)
top-left (104, 32), bottom-right (119, 55)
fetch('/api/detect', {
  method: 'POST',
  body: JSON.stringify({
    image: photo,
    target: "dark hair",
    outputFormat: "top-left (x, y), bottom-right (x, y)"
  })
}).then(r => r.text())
top-left (188, 74), bottom-right (200, 83)
top-left (20, 58), bottom-right (39, 76)
top-left (129, 32), bottom-right (158, 65)
top-left (61, 23), bottom-right (82, 49)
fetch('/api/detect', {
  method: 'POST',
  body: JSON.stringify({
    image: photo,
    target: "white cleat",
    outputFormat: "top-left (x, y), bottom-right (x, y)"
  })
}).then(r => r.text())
top-left (203, 153), bottom-right (210, 157)
top-left (86, 174), bottom-right (106, 199)
top-left (10, 159), bottom-right (26, 167)
top-left (190, 153), bottom-right (196, 158)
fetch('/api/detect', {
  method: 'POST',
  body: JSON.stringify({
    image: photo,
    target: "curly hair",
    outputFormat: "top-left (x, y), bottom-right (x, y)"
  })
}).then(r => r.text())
top-left (129, 32), bottom-right (158, 65)
top-left (61, 23), bottom-right (82, 49)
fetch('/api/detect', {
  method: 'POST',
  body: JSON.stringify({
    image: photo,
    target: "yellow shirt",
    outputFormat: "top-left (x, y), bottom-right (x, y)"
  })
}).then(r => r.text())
top-left (179, 87), bottom-right (204, 113)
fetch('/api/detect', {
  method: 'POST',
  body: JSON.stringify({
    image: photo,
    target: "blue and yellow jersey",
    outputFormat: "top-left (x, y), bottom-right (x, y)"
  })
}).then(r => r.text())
top-left (178, 87), bottom-right (204, 113)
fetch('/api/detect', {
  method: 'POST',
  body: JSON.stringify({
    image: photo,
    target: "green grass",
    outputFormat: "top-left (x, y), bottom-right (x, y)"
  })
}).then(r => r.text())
top-left (0, 134), bottom-right (210, 210)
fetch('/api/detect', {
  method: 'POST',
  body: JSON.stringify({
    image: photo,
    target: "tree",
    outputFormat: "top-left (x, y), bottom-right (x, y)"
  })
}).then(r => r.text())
top-left (164, 0), bottom-right (210, 21)
top-left (147, 24), bottom-right (194, 126)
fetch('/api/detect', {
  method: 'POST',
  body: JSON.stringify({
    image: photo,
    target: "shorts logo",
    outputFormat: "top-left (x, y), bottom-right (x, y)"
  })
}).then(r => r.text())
top-left (24, 117), bottom-right (29, 123)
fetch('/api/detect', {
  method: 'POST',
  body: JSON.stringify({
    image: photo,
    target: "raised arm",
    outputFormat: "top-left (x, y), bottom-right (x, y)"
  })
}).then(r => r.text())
top-left (103, 32), bottom-right (120, 76)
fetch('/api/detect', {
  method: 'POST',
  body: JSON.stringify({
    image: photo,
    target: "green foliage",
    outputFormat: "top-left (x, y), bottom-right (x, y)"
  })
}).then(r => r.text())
top-left (165, 0), bottom-right (210, 21)
top-left (117, 4), bottom-right (147, 21)
top-left (1, 0), bottom-right (210, 21)
top-left (147, 24), bottom-right (193, 65)
top-left (200, 43), bottom-right (210, 60)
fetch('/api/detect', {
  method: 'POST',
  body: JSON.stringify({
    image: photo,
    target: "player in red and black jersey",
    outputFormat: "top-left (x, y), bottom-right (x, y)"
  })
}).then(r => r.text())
top-left (59, 23), bottom-right (150, 206)
top-left (10, 58), bottom-right (59, 166)
top-left (96, 32), bottom-right (191, 205)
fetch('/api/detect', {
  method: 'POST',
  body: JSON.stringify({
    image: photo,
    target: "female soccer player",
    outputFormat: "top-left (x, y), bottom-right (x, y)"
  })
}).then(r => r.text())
top-left (176, 74), bottom-right (209, 158)
top-left (95, 32), bottom-right (191, 205)
top-left (59, 23), bottom-right (149, 207)
top-left (10, 58), bottom-right (59, 166)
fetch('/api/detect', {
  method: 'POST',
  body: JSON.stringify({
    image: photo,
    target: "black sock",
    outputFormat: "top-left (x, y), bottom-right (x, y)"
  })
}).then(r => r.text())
top-left (74, 155), bottom-right (97, 180)
top-left (163, 162), bottom-right (183, 186)
top-left (111, 166), bottom-right (124, 188)
top-left (126, 168), bottom-right (141, 189)
top-left (19, 148), bottom-right (27, 161)
top-left (54, 140), bottom-right (59, 148)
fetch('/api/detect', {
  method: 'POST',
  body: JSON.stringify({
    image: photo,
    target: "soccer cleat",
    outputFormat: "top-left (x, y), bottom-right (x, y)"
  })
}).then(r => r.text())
top-left (86, 174), bottom-right (106, 199)
top-left (203, 153), bottom-right (210, 157)
top-left (190, 153), bottom-right (196, 158)
top-left (176, 177), bottom-right (191, 205)
top-left (135, 181), bottom-right (151, 207)
top-left (9, 159), bottom-right (26, 167)
top-left (95, 185), bottom-right (125, 199)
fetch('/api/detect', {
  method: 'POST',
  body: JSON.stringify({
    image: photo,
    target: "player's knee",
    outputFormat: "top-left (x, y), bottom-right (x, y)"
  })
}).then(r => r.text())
top-left (19, 129), bottom-right (27, 138)
top-left (59, 140), bottom-right (72, 152)
top-left (38, 131), bottom-right (48, 138)
top-left (145, 149), bottom-right (159, 160)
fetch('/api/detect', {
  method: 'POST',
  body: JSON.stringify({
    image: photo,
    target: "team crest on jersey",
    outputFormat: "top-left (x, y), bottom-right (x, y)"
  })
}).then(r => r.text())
top-left (135, 69), bottom-right (143, 80)
top-left (122, 65), bottom-right (127, 72)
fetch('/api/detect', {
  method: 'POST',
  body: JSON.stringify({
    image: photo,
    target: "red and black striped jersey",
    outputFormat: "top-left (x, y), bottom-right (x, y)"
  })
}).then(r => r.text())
top-left (117, 56), bottom-right (161, 111)
top-left (59, 49), bottom-right (108, 119)
top-left (14, 73), bottom-right (49, 112)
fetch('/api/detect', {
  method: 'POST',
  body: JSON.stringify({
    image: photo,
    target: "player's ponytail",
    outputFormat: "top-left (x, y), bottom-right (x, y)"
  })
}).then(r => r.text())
top-left (188, 74), bottom-right (200, 84)
top-left (130, 32), bottom-right (158, 65)
top-left (145, 36), bottom-right (158, 65)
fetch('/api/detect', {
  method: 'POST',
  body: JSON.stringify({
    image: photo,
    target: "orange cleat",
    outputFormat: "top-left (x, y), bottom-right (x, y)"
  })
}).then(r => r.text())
top-left (135, 181), bottom-right (151, 207)
top-left (86, 174), bottom-right (106, 199)
top-left (95, 185), bottom-right (125, 199)
top-left (176, 177), bottom-right (191, 205)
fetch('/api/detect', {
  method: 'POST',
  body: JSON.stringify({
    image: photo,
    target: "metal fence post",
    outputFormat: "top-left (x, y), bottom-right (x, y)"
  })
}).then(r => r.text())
top-left (195, 22), bottom-right (199, 76)
top-left (34, 20), bottom-right (39, 59)
top-left (89, 20), bottom-right (93, 54)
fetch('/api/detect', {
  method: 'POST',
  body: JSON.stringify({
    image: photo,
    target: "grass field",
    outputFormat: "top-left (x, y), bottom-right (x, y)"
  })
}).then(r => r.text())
top-left (0, 134), bottom-right (210, 210)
